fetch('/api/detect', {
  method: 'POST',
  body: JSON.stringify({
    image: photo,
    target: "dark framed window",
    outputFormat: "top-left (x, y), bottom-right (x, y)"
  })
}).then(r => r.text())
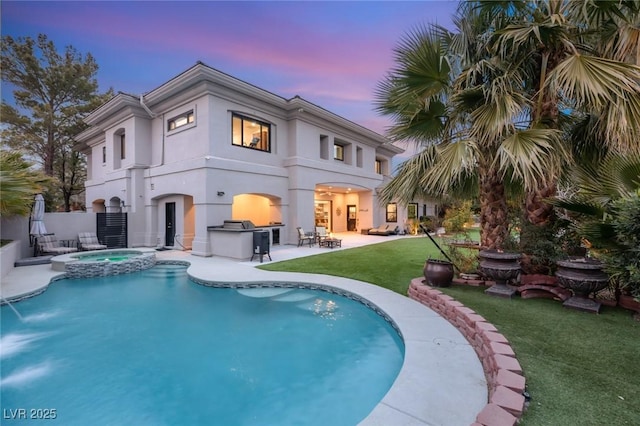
top-left (102, 146), bottom-right (106, 163)
top-left (408, 203), bottom-right (418, 219)
top-left (375, 160), bottom-right (381, 174)
top-left (120, 134), bottom-right (126, 160)
top-left (386, 203), bottom-right (397, 222)
top-left (168, 110), bottom-right (195, 131)
top-left (334, 144), bottom-right (344, 161)
top-left (232, 113), bottom-right (271, 152)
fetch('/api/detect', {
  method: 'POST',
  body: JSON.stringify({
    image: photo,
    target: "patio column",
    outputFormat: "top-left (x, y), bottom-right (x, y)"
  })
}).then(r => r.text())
top-left (288, 188), bottom-right (316, 243)
top-left (143, 200), bottom-right (159, 247)
top-left (191, 202), bottom-right (216, 257)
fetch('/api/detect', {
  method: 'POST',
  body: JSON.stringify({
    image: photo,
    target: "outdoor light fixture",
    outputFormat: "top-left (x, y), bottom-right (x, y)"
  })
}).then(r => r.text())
top-left (217, 191), bottom-right (225, 196)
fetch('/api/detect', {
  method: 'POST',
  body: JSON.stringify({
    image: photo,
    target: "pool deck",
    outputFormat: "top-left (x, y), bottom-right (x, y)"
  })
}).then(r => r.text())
top-left (1, 233), bottom-right (488, 426)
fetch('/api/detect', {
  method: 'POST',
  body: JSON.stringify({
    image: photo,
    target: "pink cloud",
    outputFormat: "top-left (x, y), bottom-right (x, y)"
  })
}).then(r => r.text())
top-left (3, 1), bottom-right (454, 138)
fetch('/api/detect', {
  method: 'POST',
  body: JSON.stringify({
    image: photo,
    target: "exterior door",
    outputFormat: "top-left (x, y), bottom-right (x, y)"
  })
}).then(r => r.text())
top-left (165, 202), bottom-right (176, 246)
top-left (347, 205), bottom-right (357, 231)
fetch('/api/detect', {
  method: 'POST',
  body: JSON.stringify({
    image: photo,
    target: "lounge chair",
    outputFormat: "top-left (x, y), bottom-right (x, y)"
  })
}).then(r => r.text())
top-left (297, 227), bottom-right (315, 247)
top-left (368, 225), bottom-right (399, 236)
top-left (78, 232), bottom-right (108, 251)
top-left (37, 234), bottom-right (78, 255)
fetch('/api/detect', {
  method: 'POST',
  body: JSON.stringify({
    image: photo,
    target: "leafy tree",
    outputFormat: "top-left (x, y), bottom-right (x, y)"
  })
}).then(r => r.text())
top-left (0, 150), bottom-right (52, 217)
top-left (1, 34), bottom-right (113, 211)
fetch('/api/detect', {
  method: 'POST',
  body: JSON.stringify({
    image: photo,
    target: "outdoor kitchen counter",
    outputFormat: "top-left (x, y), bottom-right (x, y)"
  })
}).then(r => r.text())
top-left (207, 226), bottom-right (255, 260)
top-left (207, 222), bottom-right (284, 260)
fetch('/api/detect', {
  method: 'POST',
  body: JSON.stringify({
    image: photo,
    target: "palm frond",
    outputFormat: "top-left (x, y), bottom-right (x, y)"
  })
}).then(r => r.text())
top-left (495, 128), bottom-right (566, 190)
top-left (377, 146), bottom-right (439, 205)
top-left (549, 54), bottom-right (640, 109)
top-left (424, 138), bottom-right (479, 194)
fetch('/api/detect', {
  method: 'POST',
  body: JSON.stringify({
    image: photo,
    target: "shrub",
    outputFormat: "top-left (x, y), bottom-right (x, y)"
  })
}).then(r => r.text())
top-left (604, 194), bottom-right (640, 298)
top-left (442, 200), bottom-right (473, 233)
top-left (444, 244), bottom-right (479, 274)
top-left (518, 217), bottom-right (584, 275)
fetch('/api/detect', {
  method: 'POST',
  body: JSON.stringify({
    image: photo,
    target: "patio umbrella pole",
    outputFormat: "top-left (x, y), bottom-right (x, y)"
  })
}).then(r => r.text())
top-left (419, 225), bottom-right (461, 273)
top-left (30, 194), bottom-right (48, 256)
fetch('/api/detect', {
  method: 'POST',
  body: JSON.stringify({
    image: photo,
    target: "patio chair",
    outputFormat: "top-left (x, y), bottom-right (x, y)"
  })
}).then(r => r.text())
top-left (315, 226), bottom-right (328, 244)
top-left (78, 232), bottom-right (108, 251)
top-left (37, 234), bottom-right (78, 256)
top-left (297, 227), bottom-right (315, 247)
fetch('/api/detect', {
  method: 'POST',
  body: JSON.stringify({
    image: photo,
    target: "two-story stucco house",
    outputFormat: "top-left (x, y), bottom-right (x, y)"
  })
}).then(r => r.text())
top-left (74, 62), bottom-right (405, 257)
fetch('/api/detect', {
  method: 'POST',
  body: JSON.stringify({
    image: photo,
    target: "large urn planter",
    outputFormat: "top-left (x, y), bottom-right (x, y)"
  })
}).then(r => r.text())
top-left (478, 250), bottom-right (522, 298)
top-left (555, 258), bottom-right (609, 313)
top-left (423, 258), bottom-right (454, 288)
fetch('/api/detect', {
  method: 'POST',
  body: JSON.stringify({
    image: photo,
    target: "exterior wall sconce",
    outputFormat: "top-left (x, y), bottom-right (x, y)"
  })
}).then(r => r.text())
top-left (217, 191), bottom-right (225, 196)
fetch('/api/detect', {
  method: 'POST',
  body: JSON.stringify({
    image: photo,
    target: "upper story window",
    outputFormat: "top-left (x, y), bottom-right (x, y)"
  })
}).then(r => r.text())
top-left (334, 143), bottom-right (344, 161)
top-left (120, 134), bottom-right (126, 160)
top-left (232, 113), bottom-right (271, 152)
top-left (102, 146), bottom-right (106, 164)
top-left (168, 110), bottom-right (195, 131)
top-left (375, 160), bottom-right (382, 174)
top-left (113, 128), bottom-right (125, 169)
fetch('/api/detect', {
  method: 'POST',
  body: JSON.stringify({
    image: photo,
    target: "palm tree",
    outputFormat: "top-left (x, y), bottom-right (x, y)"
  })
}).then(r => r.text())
top-left (376, 1), bottom-right (640, 250)
top-left (376, 2), bottom-right (562, 249)
top-left (0, 150), bottom-right (51, 217)
top-left (490, 0), bottom-right (640, 225)
top-left (553, 154), bottom-right (640, 249)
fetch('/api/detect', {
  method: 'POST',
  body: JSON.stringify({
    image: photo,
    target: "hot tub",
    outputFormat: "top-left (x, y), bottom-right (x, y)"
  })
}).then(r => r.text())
top-left (52, 249), bottom-right (157, 278)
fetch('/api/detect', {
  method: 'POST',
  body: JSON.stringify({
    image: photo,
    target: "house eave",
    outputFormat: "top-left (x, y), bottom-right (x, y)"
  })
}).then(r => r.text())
top-left (83, 93), bottom-right (150, 127)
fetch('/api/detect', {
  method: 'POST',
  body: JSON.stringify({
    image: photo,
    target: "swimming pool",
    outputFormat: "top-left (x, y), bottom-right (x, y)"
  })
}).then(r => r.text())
top-left (1, 263), bottom-right (404, 425)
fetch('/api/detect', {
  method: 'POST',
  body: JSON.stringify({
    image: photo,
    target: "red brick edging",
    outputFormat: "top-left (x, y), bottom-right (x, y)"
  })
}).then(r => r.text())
top-left (408, 278), bottom-right (526, 426)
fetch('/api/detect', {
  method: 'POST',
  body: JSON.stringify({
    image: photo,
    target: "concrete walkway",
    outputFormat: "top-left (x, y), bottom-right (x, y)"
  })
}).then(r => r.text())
top-left (1, 233), bottom-right (488, 426)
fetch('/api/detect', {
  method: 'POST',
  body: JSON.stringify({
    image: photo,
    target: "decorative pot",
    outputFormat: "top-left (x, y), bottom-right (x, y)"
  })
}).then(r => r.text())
top-left (478, 250), bottom-right (521, 298)
top-left (423, 259), bottom-right (454, 287)
top-left (555, 258), bottom-right (609, 313)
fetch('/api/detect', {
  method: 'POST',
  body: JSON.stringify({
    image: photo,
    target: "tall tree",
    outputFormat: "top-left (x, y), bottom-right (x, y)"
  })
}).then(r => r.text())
top-left (1, 34), bottom-right (112, 211)
top-left (375, 1), bottom-right (640, 250)
top-left (375, 2), bottom-right (561, 249)
top-left (488, 0), bottom-right (640, 226)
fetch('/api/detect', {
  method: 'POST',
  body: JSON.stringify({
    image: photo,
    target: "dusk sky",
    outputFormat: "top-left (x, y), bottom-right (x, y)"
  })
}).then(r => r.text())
top-left (2, 0), bottom-right (457, 141)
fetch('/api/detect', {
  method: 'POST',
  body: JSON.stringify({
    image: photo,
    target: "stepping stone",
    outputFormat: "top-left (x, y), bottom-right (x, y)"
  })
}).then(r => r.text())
top-left (272, 290), bottom-right (317, 302)
top-left (236, 288), bottom-right (293, 298)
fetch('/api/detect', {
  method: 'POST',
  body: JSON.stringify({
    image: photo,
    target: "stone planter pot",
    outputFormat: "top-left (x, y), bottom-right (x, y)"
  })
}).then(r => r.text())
top-left (423, 259), bottom-right (454, 288)
top-left (478, 250), bottom-right (521, 298)
top-left (555, 258), bottom-right (609, 313)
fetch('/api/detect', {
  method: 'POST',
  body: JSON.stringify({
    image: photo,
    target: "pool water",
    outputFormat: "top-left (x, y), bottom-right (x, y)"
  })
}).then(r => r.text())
top-left (1, 264), bottom-right (404, 425)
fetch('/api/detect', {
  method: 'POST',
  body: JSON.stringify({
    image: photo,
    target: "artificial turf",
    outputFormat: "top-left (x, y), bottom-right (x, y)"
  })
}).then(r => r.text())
top-left (258, 237), bottom-right (640, 425)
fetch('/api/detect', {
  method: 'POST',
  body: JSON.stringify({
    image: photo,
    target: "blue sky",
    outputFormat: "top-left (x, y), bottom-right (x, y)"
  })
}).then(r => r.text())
top-left (2, 0), bottom-right (457, 136)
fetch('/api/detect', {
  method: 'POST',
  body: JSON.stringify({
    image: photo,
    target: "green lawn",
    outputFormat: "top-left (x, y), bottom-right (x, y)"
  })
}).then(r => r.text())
top-left (259, 237), bottom-right (640, 425)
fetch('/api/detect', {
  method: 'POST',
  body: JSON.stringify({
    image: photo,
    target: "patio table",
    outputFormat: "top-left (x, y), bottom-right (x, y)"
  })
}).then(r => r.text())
top-left (320, 238), bottom-right (342, 249)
